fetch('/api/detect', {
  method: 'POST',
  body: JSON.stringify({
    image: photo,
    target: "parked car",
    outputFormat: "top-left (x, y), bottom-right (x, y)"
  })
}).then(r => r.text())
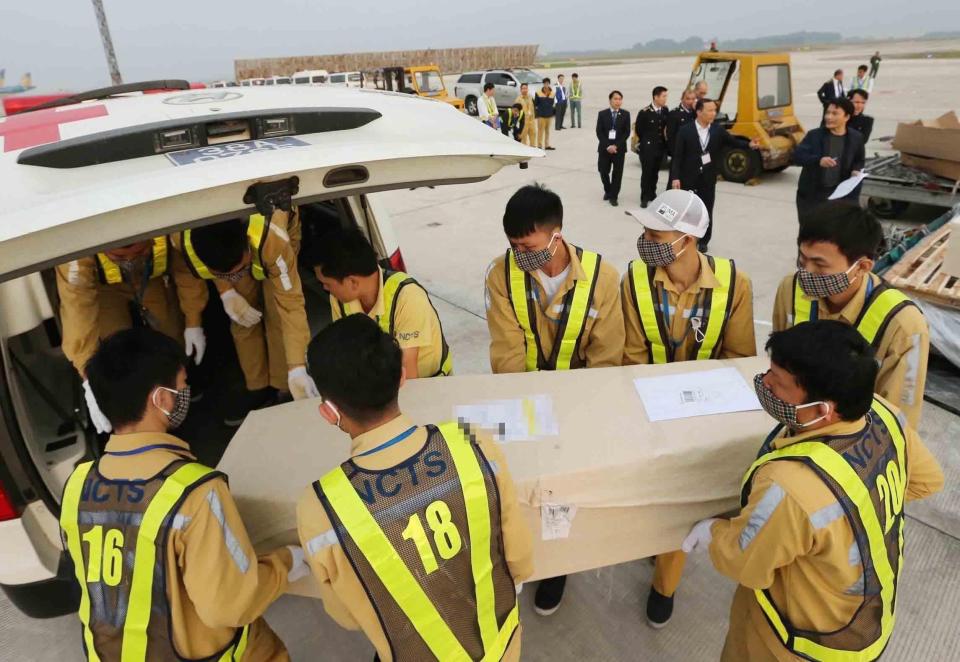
top-left (291, 70), bottom-right (329, 85)
top-left (0, 80), bottom-right (536, 618)
top-left (328, 71), bottom-right (362, 88)
top-left (454, 68), bottom-right (544, 116)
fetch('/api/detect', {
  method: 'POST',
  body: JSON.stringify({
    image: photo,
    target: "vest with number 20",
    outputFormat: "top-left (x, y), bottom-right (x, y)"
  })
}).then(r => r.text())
top-left (791, 274), bottom-right (916, 349)
top-left (628, 255), bottom-right (736, 363)
top-left (315, 423), bottom-right (519, 661)
top-left (96, 238), bottom-right (169, 286)
top-left (505, 246), bottom-right (601, 371)
top-left (334, 270), bottom-right (453, 376)
top-left (181, 215), bottom-right (269, 281)
top-left (59, 459), bottom-right (249, 661)
top-left (742, 398), bottom-right (907, 661)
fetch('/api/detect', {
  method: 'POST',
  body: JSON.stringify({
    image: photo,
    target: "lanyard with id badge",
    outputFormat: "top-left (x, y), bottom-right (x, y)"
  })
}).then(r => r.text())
top-left (699, 127), bottom-right (711, 166)
top-left (609, 111), bottom-right (618, 141)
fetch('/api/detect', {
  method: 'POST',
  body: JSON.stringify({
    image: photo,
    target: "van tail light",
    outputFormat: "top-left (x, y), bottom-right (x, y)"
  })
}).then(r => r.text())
top-left (388, 249), bottom-right (407, 273)
top-left (0, 479), bottom-right (19, 521)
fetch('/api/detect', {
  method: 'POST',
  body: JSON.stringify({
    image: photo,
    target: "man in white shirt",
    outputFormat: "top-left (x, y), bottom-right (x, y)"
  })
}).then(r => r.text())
top-left (555, 74), bottom-right (569, 130)
top-left (817, 70), bottom-right (845, 123)
top-left (478, 82), bottom-right (501, 130)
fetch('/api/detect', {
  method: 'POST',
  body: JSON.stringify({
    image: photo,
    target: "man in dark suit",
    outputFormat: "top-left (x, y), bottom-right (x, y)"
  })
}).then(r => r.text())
top-left (635, 85), bottom-right (670, 207)
top-left (847, 89), bottom-right (874, 143)
top-left (817, 70), bottom-right (845, 122)
top-left (793, 96), bottom-right (866, 217)
top-left (670, 97), bottom-right (760, 250)
top-left (666, 88), bottom-right (697, 187)
top-left (596, 90), bottom-right (631, 207)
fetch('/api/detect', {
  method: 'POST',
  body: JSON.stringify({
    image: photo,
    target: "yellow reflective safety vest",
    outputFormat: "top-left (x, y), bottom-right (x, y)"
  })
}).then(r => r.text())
top-left (627, 255), bottom-right (735, 363)
top-left (792, 275), bottom-right (916, 349)
top-left (59, 459), bottom-right (249, 661)
top-left (570, 81), bottom-right (582, 100)
top-left (506, 108), bottom-right (524, 128)
top-left (181, 215), bottom-right (268, 281)
top-left (315, 422), bottom-right (520, 661)
top-left (505, 246), bottom-right (601, 371)
top-left (334, 269), bottom-right (453, 376)
top-left (742, 398), bottom-right (907, 661)
top-left (95, 237), bottom-right (169, 285)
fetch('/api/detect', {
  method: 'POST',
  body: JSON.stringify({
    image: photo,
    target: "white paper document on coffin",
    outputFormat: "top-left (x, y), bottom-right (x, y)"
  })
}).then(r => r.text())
top-left (633, 367), bottom-right (761, 422)
top-left (455, 394), bottom-right (559, 442)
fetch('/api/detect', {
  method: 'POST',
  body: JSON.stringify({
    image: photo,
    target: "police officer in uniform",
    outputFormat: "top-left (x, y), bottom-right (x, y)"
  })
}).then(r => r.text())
top-left (296, 315), bottom-right (533, 662)
top-left (635, 86), bottom-right (670, 207)
top-left (622, 189), bottom-right (756, 627)
top-left (310, 227), bottom-right (453, 379)
top-left (61, 328), bottom-right (307, 661)
top-left (772, 204), bottom-right (929, 429)
top-left (683, 321), bottom-right (943, 661)
top-left (172, 209), bottom-right (318, 425)
top-left (56, 238), bottom-right (208, 433)
top-left (484, 183), bottom-right (624, 615)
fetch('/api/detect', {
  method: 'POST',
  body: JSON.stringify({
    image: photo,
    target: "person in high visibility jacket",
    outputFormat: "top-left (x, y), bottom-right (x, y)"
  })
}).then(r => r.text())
top-left (61, 328), bottom-right (309, 661)
top-left (514, 83), bottom-right (537, 147)
top-left (56, 238), bottom-right (209, 434)
top-left (621, 189), bottom-right (757, 628)
top-left (682, 321), bottom-right (943, 662)
top-left (772, 204), bottom-right (929, 429)
top-left (171, 210), bottom-right (317, 425)
top-left (310, 227), bottom-right (453, 379)
top-left (484, 183), bottom-right (623, 616)
top-left (296, 315), bottom-right (533, 662)
top-left (501, 103), bottom-right (525, 142)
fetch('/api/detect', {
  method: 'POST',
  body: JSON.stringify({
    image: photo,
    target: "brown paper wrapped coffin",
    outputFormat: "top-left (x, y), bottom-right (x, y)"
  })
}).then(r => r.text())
top-left (893, 111), bottom-right (960, 180)
top-left (218, 356), bottom-right (773, 597)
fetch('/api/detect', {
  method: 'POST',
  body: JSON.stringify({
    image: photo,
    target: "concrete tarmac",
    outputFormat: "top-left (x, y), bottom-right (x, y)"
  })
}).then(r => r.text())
top-left (3, 39), bottom-right (959, 660)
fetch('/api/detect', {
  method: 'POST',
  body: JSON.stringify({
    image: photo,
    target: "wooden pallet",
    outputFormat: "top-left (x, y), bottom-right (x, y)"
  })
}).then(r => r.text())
top-left (884, 225), bottom-right (960, 310)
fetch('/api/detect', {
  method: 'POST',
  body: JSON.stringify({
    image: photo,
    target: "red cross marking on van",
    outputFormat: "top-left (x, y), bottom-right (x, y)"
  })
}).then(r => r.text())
top-left (0, 104), bottom-right (108, 153)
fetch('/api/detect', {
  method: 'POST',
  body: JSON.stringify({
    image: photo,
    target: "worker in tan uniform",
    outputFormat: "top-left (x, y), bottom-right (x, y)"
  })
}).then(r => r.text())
top-left (621, 189), bottom-right (756, 628)
top-left (61, 328), bottom-right (309, 661)
top-left (309, 227), bottom-right (452, 378)
top-left (56, 238), bottom-right (209, 434)
top-left (682, 320), bottom-right (943, 661)
top-left (514, 82), bottom-right (537, 147)
top-left (772, 204), bottom-right (929, 429)
top-left (296, 314), bottom-right (533, 662)
top-left (172, 209), bottom-right (317, 426)
top-left (485, 183), bottom-right (624, 615)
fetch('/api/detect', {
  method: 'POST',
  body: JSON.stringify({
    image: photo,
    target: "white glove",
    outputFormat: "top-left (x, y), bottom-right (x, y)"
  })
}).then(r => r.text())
top-left (286, 545), bottom-right (310, 582)
top-left (183, 327), bottom-right (206, 365)
top-left (288, 366), bottom-right (320, 400)
top-left (83, 379), bottom-right (112, 434)
top-left (681, 518), bottom-right (720, 554)
top-left (220, 289), bottom-right (262, 328)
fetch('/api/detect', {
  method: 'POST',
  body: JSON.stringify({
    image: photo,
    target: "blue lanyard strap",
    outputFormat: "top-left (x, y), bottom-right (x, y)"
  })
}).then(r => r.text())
top-left (103, 443), bottom-right (189, 457)
top-left (354, 426), bottom-right (418, 458)
top-left (660, 287), bottom-right (704, 348)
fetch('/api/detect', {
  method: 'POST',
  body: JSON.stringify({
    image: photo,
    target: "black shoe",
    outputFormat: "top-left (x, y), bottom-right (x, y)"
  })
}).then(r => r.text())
top-left (646, 588), bottom-right (674, 628)
top-left (534, 576), bottom-right (567, 616)
top-left (640, 199), bottom-right (649, 208)
top-left (603, 192), bottom-right (611, 201)
top-left (223, 387), bottom-right (276, 427)
top-left (545, 146), bottom-right (556, 151)
top-left (610, 198), bottom-right (619, 207)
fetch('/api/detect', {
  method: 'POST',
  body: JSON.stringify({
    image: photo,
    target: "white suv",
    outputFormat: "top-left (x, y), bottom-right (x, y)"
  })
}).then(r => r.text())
top-left (454, 68), bottom-right (544, 116)
top-left (0, 81), bottom-right (536, 617)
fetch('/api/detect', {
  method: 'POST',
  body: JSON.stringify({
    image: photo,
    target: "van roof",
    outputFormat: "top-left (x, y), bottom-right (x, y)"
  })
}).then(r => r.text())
top-left (0, 86), bottom-right (538, 281)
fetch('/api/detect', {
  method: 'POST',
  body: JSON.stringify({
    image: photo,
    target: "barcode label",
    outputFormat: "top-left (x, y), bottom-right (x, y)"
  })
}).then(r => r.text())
top-left (681, 390), bottom-right (697, 403)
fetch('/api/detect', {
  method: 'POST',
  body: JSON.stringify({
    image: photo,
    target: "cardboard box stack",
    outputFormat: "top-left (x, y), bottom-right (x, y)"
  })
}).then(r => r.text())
top-left (893, 111), bottom-right (960, 181)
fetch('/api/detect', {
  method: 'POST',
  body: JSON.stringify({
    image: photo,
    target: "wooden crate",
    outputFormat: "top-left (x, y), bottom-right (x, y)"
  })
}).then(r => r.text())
top-left (884, 225), bottom-right (960, 309)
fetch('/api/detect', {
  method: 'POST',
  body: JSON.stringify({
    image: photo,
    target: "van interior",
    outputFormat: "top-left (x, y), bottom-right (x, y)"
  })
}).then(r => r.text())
top-left (0, 194), bottom-right (391, 511)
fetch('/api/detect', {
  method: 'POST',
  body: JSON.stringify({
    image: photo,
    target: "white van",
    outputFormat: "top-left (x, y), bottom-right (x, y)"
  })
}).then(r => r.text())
top-left (264, 76), bottom-right (292, 86)
top-left (291, 70), bottom-right (330, 86)
top-left (239, 78), bottom-right (265, 87)
top-left (0, 82), bottom-right (536, 617)
top-left (328, 71), bottom-right (363, 88)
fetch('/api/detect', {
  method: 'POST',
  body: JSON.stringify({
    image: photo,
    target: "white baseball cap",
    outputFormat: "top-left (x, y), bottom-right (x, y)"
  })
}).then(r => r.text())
top-left (626, 189), bottom-right (710, 239)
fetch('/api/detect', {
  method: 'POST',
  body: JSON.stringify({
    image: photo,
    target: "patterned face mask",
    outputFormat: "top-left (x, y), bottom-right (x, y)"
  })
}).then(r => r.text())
top-left (753, 373), bottom-right (827, 430)
top-left (796, 261), bottom-right (859, 298)
top-left (153, 386), bottom-right (192, 429)
top-left (213, 266), bottom-right (250, 283)
top-left (636, 235), bottom-right (688, 267)
top-left (513, 233), bottom-right (560, 273)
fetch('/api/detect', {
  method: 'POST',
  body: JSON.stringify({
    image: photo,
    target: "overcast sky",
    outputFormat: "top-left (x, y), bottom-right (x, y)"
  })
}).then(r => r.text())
top-left (2, 1), bottom-right (958, 90)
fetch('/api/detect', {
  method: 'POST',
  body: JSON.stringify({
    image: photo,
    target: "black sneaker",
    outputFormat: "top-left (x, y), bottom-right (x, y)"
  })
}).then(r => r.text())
top-left (545, 146), bottom-right (556, 151)
top-left (646, 587), bottom-right (674, 628)
top-left (640, 199), bottom-right (649, 208)
top-left (603, 192), bottom-right (611, 201)
top-left (610, 198), bottom-right (619, 207)
top-left (223, 387), bottom-right (276, 427)
top-left (534, 575), bottom-right (567, 616)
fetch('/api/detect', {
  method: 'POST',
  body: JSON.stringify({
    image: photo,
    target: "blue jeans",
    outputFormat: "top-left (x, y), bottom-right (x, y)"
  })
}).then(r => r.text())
top-left (569, 100), bottom-right (582, 127)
